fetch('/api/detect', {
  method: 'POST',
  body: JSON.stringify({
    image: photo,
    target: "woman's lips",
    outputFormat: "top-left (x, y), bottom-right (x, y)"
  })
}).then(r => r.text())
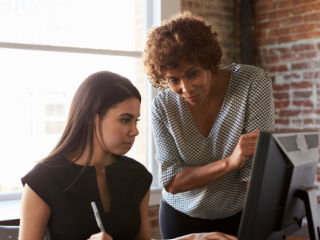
top-left (123, 142), bottom-right (134, 148)
top-left (185, 93), bottom-right (200, 102)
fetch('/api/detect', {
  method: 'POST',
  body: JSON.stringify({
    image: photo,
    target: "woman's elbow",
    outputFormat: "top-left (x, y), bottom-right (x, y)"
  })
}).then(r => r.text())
top-left (166, 181), bottom-right (179, 194)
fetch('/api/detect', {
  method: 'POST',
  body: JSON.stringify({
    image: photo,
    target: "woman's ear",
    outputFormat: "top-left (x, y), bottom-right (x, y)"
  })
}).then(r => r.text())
top-left (93, 114), bottom-right (99, 127)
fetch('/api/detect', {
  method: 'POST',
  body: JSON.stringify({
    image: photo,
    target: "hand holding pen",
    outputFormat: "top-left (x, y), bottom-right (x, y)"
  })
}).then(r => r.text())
top-left (88, 202), bottom-right (113, 240)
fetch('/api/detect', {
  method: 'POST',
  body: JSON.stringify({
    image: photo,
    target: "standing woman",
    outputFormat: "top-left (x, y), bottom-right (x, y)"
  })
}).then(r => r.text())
top-left (143, 12), bottom-right (275, 239)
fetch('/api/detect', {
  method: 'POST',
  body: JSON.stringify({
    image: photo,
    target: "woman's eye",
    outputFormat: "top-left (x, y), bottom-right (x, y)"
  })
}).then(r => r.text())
top-left (121, 119), bottom-right (130, 123)
top-left (168, 79), bottom-right (179, 85)
top-left (189, 71), bottom-right (198, 78)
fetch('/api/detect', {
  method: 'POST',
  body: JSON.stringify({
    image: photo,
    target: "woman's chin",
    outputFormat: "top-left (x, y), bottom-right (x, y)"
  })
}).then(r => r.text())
top-left (111, 148), bottom-right (131, 156)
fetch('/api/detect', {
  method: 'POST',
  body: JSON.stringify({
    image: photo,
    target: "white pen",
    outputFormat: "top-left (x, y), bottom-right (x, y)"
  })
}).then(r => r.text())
top-left (91, 201), bottom-right (105, 232)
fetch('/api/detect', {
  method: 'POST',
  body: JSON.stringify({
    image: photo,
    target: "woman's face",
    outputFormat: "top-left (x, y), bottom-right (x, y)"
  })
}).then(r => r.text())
top-left (164, 61), bottom-right (213, 106)
top-left (94, 97), bottom-right (140, 156)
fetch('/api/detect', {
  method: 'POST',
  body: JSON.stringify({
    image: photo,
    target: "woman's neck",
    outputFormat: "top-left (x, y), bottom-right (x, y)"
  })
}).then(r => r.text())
top-left (65, 146), bottom-right (116, 168)
top-left (209, 69), bottom-right (231, 98)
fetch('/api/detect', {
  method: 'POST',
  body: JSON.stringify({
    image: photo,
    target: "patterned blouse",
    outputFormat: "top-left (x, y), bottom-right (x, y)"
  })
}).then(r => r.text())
top-left (151, 63), bottom-right (275, 220)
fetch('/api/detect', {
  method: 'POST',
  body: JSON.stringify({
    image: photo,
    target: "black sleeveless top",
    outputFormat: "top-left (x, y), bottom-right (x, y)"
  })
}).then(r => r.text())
top-left (21, 155), bottom-right (152, 240)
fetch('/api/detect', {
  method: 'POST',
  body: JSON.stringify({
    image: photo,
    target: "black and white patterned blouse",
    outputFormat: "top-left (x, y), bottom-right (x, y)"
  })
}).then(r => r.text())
top-left (151, 63), bottom-right (275, 220)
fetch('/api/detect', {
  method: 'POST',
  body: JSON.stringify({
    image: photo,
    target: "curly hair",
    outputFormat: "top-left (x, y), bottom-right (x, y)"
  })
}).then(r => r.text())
top-left (142, 11), bottom-right (222, 91)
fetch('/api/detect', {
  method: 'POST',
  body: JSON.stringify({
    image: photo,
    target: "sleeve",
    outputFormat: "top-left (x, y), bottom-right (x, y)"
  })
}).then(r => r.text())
top-left (151, 99), bottom-right (187, 189)
top-left (239, 69), bottom-right (275, 182)
top-left (21, 163), bottom-right (59, 208)
top-left (137, 163), bottom-right (153, 199)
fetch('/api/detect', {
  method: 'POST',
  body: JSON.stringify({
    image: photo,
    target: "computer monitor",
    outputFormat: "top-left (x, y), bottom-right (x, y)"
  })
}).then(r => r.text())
top-left (238, 130), bottom-right (320, 240)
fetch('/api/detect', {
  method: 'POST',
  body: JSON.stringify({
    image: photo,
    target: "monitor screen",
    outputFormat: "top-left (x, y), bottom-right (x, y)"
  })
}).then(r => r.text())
top-left (238, 130), bottom-right (320, 240)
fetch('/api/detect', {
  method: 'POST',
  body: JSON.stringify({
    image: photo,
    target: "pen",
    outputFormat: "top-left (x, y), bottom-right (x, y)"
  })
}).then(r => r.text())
top-left (91, 201), bottom-right (105, 232)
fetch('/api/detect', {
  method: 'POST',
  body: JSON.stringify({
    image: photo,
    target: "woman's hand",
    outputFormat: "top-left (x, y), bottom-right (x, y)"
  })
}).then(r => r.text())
top-left (173, 232), bottom-right (238, 240)
top-left (227, 130), bottom-right (260, 171)
top-left (88, 232), bottom-right (113, 240)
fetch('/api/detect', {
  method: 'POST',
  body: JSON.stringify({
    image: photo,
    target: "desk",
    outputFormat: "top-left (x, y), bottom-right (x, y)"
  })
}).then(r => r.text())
top-left (0, 198), bottom-right (311, 240)
top-left (287, 238), bottom-right (308, 240)
top-left (289, 225), bottom-right (309, 239)
top-left (0, 224), bottom-right (310, 240)
top-left (0, 219), bottom-right (19, 226)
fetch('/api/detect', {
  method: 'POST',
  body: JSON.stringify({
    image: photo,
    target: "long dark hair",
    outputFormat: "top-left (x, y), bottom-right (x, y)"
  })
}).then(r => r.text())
top-left (41, 71), bottom-right (141, 187)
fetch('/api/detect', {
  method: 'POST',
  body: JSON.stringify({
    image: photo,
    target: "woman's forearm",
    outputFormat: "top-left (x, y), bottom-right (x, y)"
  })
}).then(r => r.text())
top-left (166, 157), bottom-right (235, 194)
top-left (166, 131), bottom-right (259, 194)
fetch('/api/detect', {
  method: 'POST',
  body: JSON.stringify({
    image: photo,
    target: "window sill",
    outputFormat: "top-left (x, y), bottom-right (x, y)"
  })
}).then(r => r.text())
top-left (0, 199), bottom-right (21, 221)
top-left (149, 186), bottom-right (162, 206)
top-left (0, 187), bottom-right (162, 222)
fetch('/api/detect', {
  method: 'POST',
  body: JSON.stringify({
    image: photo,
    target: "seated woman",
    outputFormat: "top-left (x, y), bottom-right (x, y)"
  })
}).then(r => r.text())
top-left (142, 12), bottom-right (275, 239)
top-left (19, 71), bottom-right (237, 240)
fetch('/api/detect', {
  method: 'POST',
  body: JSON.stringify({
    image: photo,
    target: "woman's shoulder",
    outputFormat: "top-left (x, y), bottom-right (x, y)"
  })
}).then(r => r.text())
top-left (118, 155), bottom-right (151, 172)
top-left (151, 89), bottom-right (182, 121)
top-left (114, 156), bottom-right (152, 200)
top-left (152, 89), bottom-right (179, 108)
top-left (116, 155), bottom-right (152, 181)
top-left (24, 156), bottom-right (67, 174)
top-left (21, 156), bottom-right (71, 207)
top-left (228, 63), bottom-right (267, 78)
top-left (21, 157), bottom-right (75, 186)
top-left (226, 63), bottom-right (271, 88)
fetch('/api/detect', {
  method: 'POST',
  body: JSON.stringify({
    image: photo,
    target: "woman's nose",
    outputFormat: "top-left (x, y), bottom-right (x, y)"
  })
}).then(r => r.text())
top-left (180, 80), bottom-right (194, 94)
top-left (130, 123), bottom-right (139, 137)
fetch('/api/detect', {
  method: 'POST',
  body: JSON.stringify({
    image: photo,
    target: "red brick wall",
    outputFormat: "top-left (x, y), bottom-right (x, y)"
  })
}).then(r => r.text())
top-left (148, 206), bottom-right (161, 239)
top-left (254, 0), bottom-right (320, 197)
top-left (254, 0), bottom-right (320, 46)
top-left (181, 0), bottom-right (237, 67)
top-left (258, 42), bottom-right (320, 130)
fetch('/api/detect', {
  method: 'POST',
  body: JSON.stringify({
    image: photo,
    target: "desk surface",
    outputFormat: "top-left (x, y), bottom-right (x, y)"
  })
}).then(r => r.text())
top-left (286, 238), bottom-right (308, 240)
top-left (0, 223), bottom-right (310, 240)
top-left (0, 200), bottom-right (312, 240)
top-left (290, 225), bottom-right (309, 239)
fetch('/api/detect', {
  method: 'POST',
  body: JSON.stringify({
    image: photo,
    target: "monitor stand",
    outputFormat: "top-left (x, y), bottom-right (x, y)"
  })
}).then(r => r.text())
top-left (267, 221), bottom-right (301, 240)
top-left (297, 188), bottom-right (320, 240)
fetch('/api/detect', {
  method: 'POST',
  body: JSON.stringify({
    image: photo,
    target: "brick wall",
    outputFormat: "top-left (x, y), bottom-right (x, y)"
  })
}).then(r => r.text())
top-left (258, 41), bottom-right (320, 129)
top-left (148, 206), bottom-right (161, 239)
top-left (181, 0), bottom-right (237, 67)
top-left (254, 0), bottom-right (320, 47)
top-left (253, 0), bottom-right (320, 197)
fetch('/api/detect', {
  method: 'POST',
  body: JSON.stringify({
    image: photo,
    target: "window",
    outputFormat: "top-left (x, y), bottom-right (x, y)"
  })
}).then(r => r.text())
top-left (0, 0), bottom-right (143, 52)
top-left (0, 50), bottom-right (149, 195)
top-left (45, 92), bottom-right (67, 134)
top-left (0, 0), bottom-right (181, 204)
top-left (0, 0), bottom-right (150, 197)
